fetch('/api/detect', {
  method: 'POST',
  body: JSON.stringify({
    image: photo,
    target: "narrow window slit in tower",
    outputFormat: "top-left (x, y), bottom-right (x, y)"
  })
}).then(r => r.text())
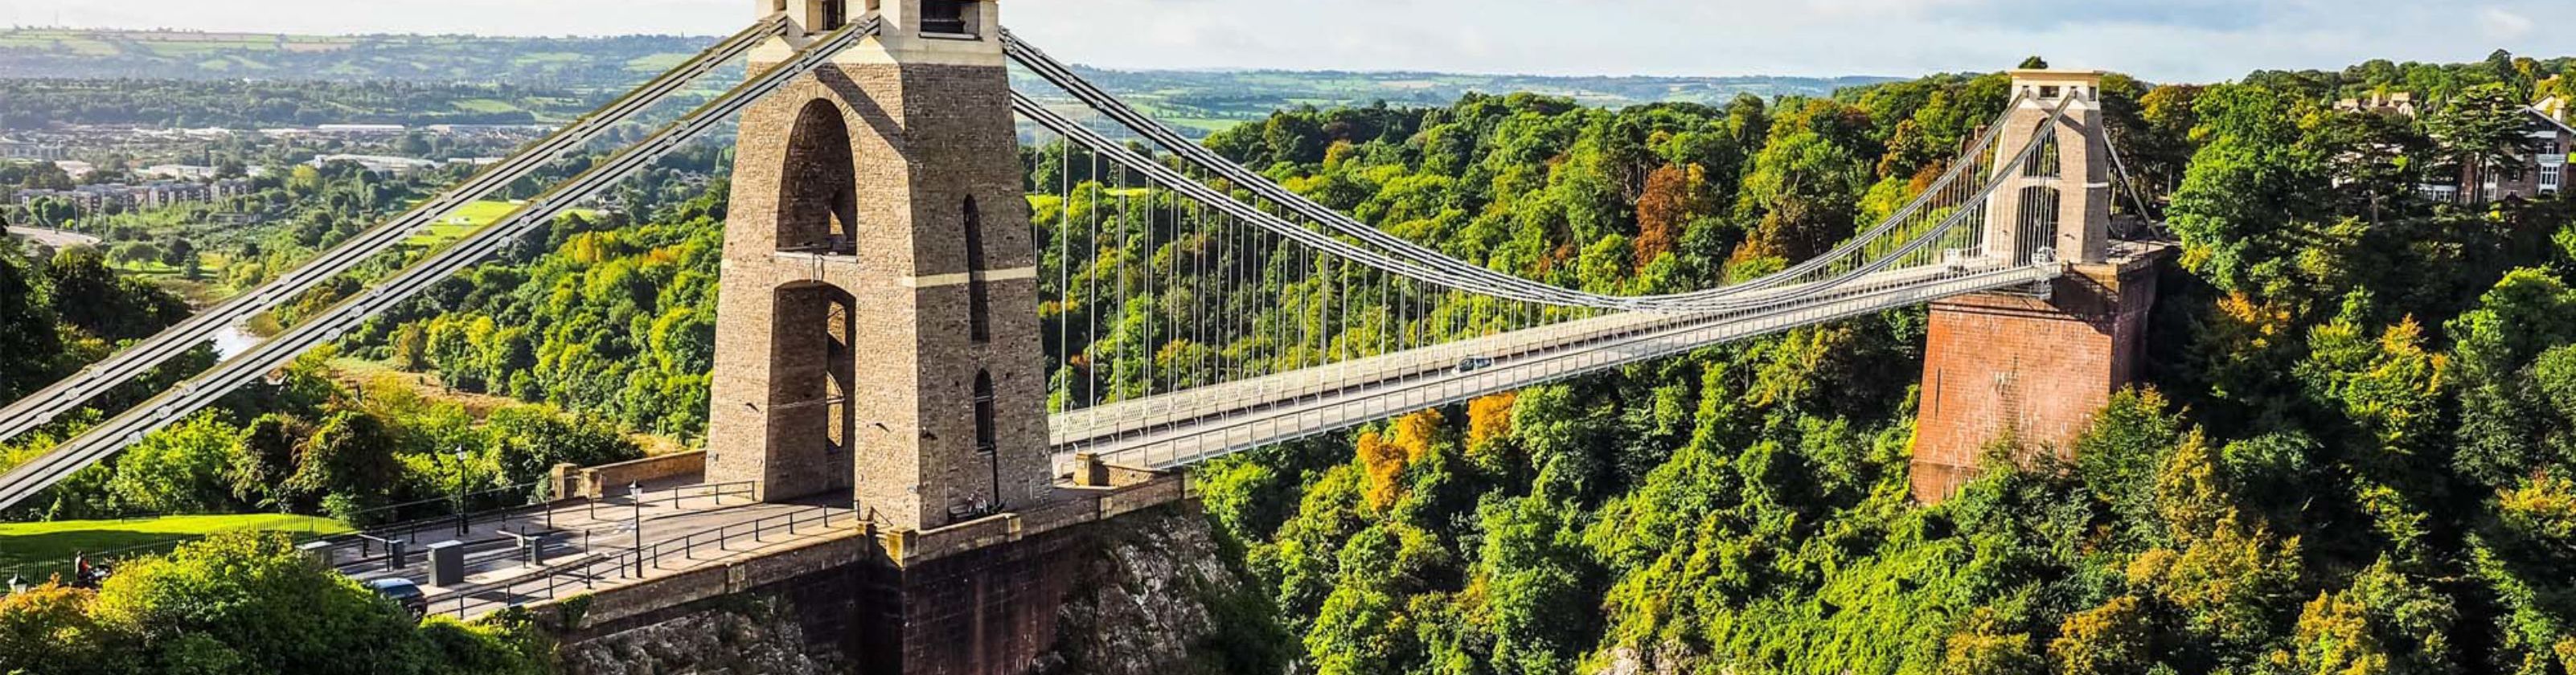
top-left (922, 0), bottom-right (971, 35)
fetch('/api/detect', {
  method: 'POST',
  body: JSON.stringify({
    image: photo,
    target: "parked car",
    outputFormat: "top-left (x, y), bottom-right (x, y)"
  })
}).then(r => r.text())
top-left (367, 578), bottom-right (429, 618)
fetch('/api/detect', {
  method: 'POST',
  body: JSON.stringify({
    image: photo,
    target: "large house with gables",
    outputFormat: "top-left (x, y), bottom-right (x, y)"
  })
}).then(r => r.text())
top-left (2461, 96), bottom-right (2572, 202)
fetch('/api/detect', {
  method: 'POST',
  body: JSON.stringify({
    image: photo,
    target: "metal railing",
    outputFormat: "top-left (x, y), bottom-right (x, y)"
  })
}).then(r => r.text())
top-left (430, 503), bottom-right (859, 620)
top-left (329, 481), bottom-right (757, 572)
top-left (2, 481), bottom-right (551, 586)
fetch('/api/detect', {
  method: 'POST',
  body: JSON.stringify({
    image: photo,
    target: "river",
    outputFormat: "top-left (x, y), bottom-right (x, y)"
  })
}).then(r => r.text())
top-left (213, 313), bottom-right (263, 360)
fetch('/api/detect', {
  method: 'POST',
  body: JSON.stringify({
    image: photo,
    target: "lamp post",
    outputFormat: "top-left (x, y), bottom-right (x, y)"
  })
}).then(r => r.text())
top-left (630, 481), bottom-right (644, 578)
top-left (453, 447), bottom-right (470, 538)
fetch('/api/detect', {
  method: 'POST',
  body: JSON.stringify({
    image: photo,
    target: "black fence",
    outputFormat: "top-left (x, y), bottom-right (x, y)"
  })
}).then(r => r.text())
top-left (433, 503), bottom-right (857, 619)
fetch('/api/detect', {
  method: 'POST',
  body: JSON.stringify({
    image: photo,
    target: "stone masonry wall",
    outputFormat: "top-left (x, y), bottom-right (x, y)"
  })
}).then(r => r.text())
top-left (552, 505), bottom-right (1256, 675)
top-left (1909, 256), bottom-right (2163, 502)
top-left (708, 55), bottom-right (1052, 530)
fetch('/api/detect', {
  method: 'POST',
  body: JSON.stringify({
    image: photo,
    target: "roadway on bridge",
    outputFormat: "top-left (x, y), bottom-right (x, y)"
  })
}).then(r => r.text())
top-left (1053, 264), bottom-right (2058, 470)
top-left (313, 480), bottom-right (848, 620)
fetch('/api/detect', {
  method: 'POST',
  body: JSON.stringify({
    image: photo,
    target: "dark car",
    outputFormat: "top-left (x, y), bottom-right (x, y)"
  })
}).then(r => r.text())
top-left (1456, 356), bottom-right (1498, 373)
top-left (367, 578), bottom-right (429, 618)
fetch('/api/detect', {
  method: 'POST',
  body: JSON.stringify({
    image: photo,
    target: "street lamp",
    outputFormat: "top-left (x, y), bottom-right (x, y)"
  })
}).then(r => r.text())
top-left (630, 481), bottom-right (645, 578)
top-left (453, 447), bottom-right (470, 537)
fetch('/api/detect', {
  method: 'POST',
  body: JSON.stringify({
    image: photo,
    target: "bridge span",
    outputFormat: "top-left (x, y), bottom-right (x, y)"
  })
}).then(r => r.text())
top-left (0, 2), bottom-right (2172, 672)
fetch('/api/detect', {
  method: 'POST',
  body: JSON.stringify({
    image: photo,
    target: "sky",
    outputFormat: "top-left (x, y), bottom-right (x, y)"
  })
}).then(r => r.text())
top-left (0, 0), bottom-right (2564, 83)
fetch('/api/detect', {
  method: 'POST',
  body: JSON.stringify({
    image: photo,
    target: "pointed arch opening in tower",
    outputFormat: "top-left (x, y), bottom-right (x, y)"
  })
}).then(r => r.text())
top-left (777, 98), bottom-right (859, 254)
top-left (2023, 121), bottom-right (2063, 179)
top-left (758, 281), bottom-right (859, 493)
top-left (2016, 186), bottom-right (2062, 265)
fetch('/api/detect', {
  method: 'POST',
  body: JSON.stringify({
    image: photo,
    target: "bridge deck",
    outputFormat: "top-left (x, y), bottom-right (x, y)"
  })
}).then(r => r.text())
top-left (1051, 264), bottom-right (2057, 470)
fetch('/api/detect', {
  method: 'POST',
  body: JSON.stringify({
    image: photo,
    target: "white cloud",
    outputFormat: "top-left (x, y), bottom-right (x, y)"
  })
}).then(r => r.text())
top-left (2477, 7), bottom-right (2534, 40)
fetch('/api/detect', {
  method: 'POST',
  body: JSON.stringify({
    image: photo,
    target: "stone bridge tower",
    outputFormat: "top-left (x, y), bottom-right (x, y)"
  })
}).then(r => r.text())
top-left (1983, 69), bottom-right (2115, 268)
top-left (708, 0), bottom-right (1051, 533)
top-left (1910, 69), bottom-right (2172, 502)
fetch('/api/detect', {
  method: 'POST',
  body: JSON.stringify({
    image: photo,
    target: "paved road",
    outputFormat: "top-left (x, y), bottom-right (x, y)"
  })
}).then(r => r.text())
top-left (1053, 264), bottom-right (2059, 470)
top-left (425, 501), bottom-right (860, 620)
top-left (4, 226), bottom-right (100, 249)
top-left (310, 481), bottom-right (851, 619)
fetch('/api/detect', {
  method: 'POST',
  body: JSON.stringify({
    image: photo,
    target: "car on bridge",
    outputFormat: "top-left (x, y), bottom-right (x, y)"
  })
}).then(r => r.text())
top-left (1455, 356), bottom-right (1499, 373)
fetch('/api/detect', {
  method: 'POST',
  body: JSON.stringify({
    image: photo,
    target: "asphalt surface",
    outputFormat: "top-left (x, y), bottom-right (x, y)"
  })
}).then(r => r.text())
top-left (5, 226), bottom-right (100, 250)
top-left (322, 481), bottom-right (851, 619)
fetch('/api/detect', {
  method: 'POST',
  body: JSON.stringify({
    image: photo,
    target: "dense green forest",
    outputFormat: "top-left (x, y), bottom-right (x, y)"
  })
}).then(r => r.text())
top-left (1158, 55), bottom-right (2576, 675)
top-left (6, 43), bottom-right (2576, 673)
top-left (343, 49), bottom-right (2576, 674)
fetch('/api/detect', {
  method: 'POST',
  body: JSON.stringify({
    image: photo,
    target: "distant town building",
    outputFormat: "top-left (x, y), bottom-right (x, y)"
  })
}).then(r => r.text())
top-left (426, 124), bottom-right (550, 135)
top-left (10, 179), bottom-right (252, 211)
top-left (2353, 92), bottom-right (2571, 203)
top-left (310, 153), bottom-right (440, 176)
top-left (2336, 92), bottom-right (2422, 117)
top-left (139, 164), bottom-right (224, 181)
top-left (54, 161), bottom-right (96, 180)
top-left (317, 124), bottom-right (408, 137)
top-left (0, 137), bottom-right (67, 162)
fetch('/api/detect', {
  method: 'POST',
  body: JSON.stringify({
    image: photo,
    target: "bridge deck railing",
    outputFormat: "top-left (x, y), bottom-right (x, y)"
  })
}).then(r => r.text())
top-left (430, 501), bottom-right (858, 620)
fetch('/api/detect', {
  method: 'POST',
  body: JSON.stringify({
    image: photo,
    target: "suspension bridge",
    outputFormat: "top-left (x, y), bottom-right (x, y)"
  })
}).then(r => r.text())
top-left (0, 2), bottom-right (2168, 670)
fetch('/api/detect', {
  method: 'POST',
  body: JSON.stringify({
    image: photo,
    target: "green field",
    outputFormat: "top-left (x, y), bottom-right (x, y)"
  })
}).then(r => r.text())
top-left (0, 513), bottom-right (350, 575)
top-left (406, 200), bottom-right (601, 247)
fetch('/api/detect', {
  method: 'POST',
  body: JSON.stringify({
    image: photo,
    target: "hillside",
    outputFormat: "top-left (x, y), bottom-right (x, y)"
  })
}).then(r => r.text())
top-left (0, 27), bottom-right (1891, 129)
top-left (0, 28), bottom-right (707, 88)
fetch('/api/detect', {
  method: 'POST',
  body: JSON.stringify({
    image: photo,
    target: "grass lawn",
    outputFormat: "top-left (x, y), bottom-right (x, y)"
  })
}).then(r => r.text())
top-left (0, 513), bottom-right (350, 575)
top-left (406, 200), bottom-right (599, 247)
top-left (453, 98), bottom-right (524, 114)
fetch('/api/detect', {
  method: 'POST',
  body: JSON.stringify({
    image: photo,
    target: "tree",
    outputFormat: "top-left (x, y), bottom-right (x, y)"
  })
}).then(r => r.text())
top-left (101, 413), bottom-right (243, 516)
top-left (2074, 389), bottom-right (2188, 547)
top-left (1634, 164), bottom-right (1710, 268)
top-left (2426, 84), bottom-right (2545, 182)
top-left (2280, 558), bottom-right (2456, 674)
top-left (89, 534), bottom-right (427, 674)
top-left (0, 252), bottom-right (61, 402)
top-left (1479, 496), bottom-right (1599, 674)
top-left (1734, 130), bottom-right (1864, 264)
top-left (0, 583), bottom-right (135, 675)
top-left (283, 411), bottom-right (408, 519)
top-left (483, 404), bottom-right (640, 489)
top-left (2049, 596), bottom-right (2155, 675)
top-left (158, 237), bottom-right (195, 268)
top-left (2166, 84), bottom-right (2329, 292)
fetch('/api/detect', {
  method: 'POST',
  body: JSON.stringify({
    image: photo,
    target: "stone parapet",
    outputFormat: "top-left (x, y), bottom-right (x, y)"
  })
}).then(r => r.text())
top-left (556, 451), bottom-right (710, 499)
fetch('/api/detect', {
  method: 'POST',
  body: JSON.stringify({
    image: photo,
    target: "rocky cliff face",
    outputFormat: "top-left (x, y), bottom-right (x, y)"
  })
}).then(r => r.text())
top-left (558, 595), bottom-right (855, 675)
top-left (1040, 506), bottom-right (1283, 675)
top-left (552, 505), bottom-right (1284, 675)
